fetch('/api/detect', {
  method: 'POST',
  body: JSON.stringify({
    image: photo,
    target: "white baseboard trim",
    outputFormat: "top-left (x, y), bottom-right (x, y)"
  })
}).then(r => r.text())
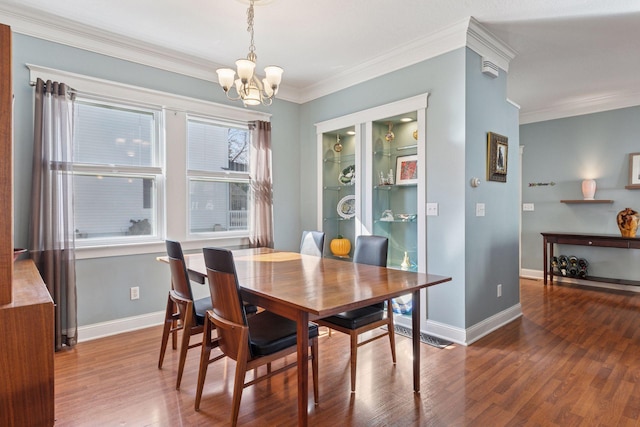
top-left (465, 304), bottom-right (522, 345)
top-left (424, 303), bottom-right (522, 346)
top-left (424, 320), bottom-right (466, 346)
top-left (78, 310), bottom-right (164, 343)
top-left (520, 268), bottom-right (542, 280)
top-left (521, 268), bottom-right (640, 293)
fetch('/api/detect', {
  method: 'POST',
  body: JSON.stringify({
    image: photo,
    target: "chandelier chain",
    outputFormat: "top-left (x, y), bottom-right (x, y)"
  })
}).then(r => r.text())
top-left (247, 0), bottom-right (256, 56)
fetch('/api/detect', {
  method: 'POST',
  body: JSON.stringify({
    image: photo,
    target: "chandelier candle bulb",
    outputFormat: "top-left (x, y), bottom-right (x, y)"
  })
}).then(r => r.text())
top-left (581, 179), bottom-right (596, 200)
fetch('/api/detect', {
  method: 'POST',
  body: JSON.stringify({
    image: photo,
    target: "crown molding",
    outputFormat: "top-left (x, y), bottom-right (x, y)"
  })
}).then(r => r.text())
top-left (466, 17), bottom-right (517, 73)
top-left (519, 90), bottom-right (640, 124)
top-left (297, 18), bottom-right (469, 103)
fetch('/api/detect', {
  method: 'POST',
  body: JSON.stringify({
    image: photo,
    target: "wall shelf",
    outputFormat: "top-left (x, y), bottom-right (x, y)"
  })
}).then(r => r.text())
top-left (560, 199), bottom-right (613, 204)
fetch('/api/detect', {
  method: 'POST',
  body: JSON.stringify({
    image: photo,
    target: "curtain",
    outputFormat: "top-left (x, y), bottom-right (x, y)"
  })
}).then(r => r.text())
top-left (249, 120), bottom-right (274, 248)
top-left (29, 78), bottom-right (78, 350)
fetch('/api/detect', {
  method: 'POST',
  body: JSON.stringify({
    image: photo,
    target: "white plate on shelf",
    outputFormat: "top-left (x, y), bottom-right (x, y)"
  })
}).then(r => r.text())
top-left (337, 195), bottom-right (356, 219)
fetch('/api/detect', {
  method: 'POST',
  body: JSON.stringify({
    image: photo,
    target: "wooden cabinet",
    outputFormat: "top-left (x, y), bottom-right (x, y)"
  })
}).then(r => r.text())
top-left (0, 260), bottom-right (55, 426)
top-left (0, 23), bottom-right (54, 427)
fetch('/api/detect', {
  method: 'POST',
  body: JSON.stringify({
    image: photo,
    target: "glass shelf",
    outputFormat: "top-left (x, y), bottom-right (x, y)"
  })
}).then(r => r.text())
top-left (324, 185), bottom-right (355, 191)
top-left (373, 184), bottom-right (416, 190)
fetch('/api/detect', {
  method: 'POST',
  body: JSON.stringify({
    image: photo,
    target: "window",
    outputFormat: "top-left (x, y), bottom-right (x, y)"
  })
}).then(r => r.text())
top-left (28, 64), bottom-right (270, 257)
top-left (72, 99), bottom-right (163, 244)
top-left (187, 117), bottom-right (250, 235)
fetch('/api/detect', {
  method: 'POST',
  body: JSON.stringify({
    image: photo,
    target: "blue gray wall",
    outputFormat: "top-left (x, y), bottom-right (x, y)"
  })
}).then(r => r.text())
top-left (465, 49), bottom-right (520, 326)
top-left (521, 106), bottom-right (640, 281)
top-left (11, 34), bottom-right (301, 325)
top-left (299, 47), bottom-right (520, 331)
top-left (12, 33), bottom-right (520, 336)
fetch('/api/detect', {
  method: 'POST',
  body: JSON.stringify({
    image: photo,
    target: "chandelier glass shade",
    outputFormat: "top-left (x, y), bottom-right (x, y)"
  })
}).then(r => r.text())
top-left (216, 0), bottom-right (283, 107)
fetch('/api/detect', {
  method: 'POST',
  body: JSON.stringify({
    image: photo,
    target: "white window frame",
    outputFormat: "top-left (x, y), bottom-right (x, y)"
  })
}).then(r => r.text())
top-left (28, 64), bottom-right (270, 259)
top-left (186, 115), bottom-right (251, 238)
top-left (72, 97), bottom-right (165, 247)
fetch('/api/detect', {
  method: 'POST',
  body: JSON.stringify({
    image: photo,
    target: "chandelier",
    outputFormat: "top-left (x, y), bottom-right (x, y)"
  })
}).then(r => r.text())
top-left (216, 0), bottom-right (283, 107)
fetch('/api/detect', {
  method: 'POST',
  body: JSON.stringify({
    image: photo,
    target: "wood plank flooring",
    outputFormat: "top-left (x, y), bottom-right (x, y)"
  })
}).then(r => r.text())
top-left (54, 279), bottom-right (640, 426)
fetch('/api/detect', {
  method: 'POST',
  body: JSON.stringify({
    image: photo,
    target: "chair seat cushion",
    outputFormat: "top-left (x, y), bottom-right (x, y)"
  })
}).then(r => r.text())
top-left (248, 311), bottom-right (319, 357)
top-left (193, 296), bottom-right (213, 325)
top-left (322, 305), bottom-right (384, 330)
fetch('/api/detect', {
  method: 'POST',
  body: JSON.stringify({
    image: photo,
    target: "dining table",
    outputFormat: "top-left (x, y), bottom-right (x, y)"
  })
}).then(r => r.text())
top-left (158, 247), bottom-right (451, 426)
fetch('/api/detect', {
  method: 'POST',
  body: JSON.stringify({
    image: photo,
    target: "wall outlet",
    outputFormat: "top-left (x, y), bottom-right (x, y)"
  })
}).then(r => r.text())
top-left (523, 203), bottom-right (535, 211)
top-left (497, 284), bottom-right (502, 298)
top-left (476, 203), bottom-right (485, 217)
top-left (130, 286), bottom-right (140, 300)
top-left (426, 202), bottom-right (438, 216)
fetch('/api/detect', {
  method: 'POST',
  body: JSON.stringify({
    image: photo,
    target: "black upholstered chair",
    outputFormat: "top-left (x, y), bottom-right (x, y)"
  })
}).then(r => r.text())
top-left (300, 230), bottom-right (325, 257)
top-left (158, 240), bottom-right (212, 390)
top-left (195, 247), bottom-right (319, 425)
top-left (316, 235), bottom-right (396, 392)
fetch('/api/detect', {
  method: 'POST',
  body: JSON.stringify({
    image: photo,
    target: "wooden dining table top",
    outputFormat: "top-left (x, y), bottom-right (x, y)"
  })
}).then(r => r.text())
top-left (162, 247), bottom-right (452, 320)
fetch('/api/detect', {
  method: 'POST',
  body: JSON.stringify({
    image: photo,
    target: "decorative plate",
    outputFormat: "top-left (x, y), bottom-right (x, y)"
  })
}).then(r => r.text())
top-left (337, 195), bottom-right (356, 219)
top-left (338, 164), bottom-right (355, 186)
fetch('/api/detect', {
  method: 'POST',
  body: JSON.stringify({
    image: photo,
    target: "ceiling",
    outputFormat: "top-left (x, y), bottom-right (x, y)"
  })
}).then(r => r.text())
top-left (1, 0), bottom-right (639, 123)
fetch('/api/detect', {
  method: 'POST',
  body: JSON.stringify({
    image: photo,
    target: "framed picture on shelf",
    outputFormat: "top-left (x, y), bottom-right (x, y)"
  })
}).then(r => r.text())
top-left (395, 154), bottom-right (418, 185)
top-left (627, 152), bottom-right (640, 189)
top-left (487, 132), bottom-right (508, 182)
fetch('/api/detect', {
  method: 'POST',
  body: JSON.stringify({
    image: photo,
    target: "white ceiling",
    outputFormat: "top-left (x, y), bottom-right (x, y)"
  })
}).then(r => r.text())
top-left (1, 0), bottom-right (639, 123)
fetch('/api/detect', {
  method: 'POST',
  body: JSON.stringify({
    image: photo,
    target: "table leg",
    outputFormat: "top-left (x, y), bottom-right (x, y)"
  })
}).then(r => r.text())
top-left (412, 289), bottom-right (421, 392)
top-left (543, 237), bottom-right (548, 285)
top-left (297, 311), bottom-right (309, 426)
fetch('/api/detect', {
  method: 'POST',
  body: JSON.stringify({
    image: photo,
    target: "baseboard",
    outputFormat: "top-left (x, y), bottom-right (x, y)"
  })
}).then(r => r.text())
top-left (424, 303), bottom-right (522, 346)
top-left (424, 320), bottom-right (466, 346)
top-left (77, 310), bottom-right (164, 343)
top-left (520, 268), bottom-right (640, 293)
top-left (465, 304), bottom-right (522, 345)
top-left (520, 268), bottom-right (542, 280)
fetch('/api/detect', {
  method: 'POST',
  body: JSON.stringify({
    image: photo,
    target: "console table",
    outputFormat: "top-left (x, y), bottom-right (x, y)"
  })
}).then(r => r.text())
top-left (542, 232), bottom-right (640, 286)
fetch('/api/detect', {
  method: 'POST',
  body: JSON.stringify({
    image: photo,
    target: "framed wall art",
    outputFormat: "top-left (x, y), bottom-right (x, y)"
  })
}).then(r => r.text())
top-left (627, 152), bottom-right (640, 189)
top-left (487, 132), bottom-right (508, 182)
top-left (395, 154), bottom-right (418, 185)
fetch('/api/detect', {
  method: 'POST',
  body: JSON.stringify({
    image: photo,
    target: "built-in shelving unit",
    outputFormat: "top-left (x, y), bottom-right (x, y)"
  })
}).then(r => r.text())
top-left (316, 94), bottom-right (429, 329)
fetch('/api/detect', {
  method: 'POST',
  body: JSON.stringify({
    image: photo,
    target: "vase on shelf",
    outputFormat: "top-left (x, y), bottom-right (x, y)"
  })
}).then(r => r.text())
top-left (400, 252), bottom-right (411, 270)
top-left (616, 207), bottom-right (639, 238)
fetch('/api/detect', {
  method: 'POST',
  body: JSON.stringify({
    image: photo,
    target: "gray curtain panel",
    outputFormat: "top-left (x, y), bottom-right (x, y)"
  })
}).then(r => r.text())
top-left (29, 78), bottom-right (78, 350)
top-left (249, 120), bottom-right (274, 248)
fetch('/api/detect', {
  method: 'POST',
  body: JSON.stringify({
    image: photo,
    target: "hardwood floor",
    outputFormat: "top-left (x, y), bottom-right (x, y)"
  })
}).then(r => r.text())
top-left (54, 279), bottom-right (640, 426)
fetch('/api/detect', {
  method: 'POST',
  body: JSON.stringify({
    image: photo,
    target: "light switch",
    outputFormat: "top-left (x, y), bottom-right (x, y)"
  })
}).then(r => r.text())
top-left (426, 202), bottom-right (438, 216)
top-left (523, 203), bottom-right (535, 211)
top-left (476, 203), bottom-right (485, 217)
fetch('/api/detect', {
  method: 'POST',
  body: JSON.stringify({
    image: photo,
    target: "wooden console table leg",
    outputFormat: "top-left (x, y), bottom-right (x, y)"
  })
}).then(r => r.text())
top-left (543, 237), bottom-right (548, 285)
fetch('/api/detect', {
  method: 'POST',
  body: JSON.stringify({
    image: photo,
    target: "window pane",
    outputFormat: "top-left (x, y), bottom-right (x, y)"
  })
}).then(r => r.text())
top-left (74, 175), bottom-right (156, 239)
top-left (74, 101), bottom-right (156, 167)
top-left (188, 120), bottom-right (249, 172)
top-left (189, 180), bottom-right (249, 233)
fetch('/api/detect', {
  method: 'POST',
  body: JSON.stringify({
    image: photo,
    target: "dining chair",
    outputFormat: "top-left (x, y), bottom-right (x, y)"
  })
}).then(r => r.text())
top-left (195, 247), bottom-right (319, 426)
top-left (158, 239), bottom-right (212, 390)
top-left (300, 230), bottom-right (325, 257)
top-left (316, 235), bottom-right (395, 392)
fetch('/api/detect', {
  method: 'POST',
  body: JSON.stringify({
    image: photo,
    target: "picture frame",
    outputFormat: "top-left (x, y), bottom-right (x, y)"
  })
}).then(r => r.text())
top-left (487, 132), bottom-right (508, 182)
top-left (627, 152), bottom-right (640, 189)
top-left (395, 154), bottom-right (418, 185)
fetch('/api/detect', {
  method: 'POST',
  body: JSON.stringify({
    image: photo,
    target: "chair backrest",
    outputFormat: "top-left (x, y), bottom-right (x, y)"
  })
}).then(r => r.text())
top-left (353, 235), bottom-right (388, 310)
top-left (300, 230), bottom-right (325, 257)
top-left (165, 240), bottom-right (195, 303)
top-left (202, 247), bottom-right (249, 360)
top-left (353, 235), bottom-right (388, 267)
